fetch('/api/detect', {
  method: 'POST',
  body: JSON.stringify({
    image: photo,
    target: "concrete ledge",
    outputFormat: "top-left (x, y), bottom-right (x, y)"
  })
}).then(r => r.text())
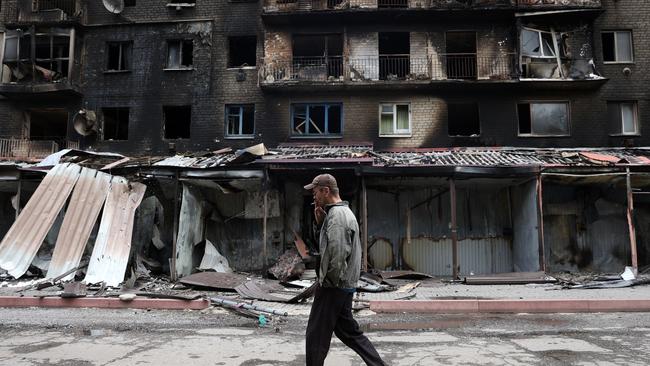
top-left (0, 296), bottom-right (210, 310)
top-left (370, 299), bottom-right (650, 314)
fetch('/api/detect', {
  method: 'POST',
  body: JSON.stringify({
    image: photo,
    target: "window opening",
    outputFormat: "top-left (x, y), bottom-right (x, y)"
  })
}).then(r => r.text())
top-left (445, 31), bottom-right (477, 80)
top-left (163, 105), bottom-right (191, 139)
top-left (379, 103), bottom-right (410, 136)
top-left (291, 103), bottom-right (342, 136)
top-left (292, 34), bottom-right (343, 79)
top-left (106, 42), bottom-right (131, 71)
top-left (228, 36), bottom-right (257, 67)
top-left (448, 102), bottom-right (480, 136)
top-left (225, 104), bottom-right (255, 137)
top-left (379, 32), bottom-right (410, 80)
top-left (608, 102), bottom-right (638, 135)
top-left (166, 40), bottom-right (193, 69)
top-left (2, 28), bottom-right (72, 83)
top-left (602, 31), bottom-right (633, 63)
top-left (518, 102), bottom-right (569, 136)
top-left (102, 108), bottom-right (129, 140)
top-left (30, 109), bottom-right (68, 140)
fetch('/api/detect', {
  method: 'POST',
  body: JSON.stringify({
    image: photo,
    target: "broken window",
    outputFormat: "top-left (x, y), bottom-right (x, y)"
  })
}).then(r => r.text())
top-left (608, 101), bottom-right (638, 135)
top-left (124, 0), bottom-right (136, 5)
top-left (29, 109), bottom-right (68, 140)
top-left (521, 28), bottom-right (557, 58)
top-left (228, 36), bottom-right (257, 67)
top-left (225, 104), bottom-right (255, 137)
top-left (446, 31), bottom-right (477, 80)
top-left (518, 102), bottom-right (569, 136)
top-left (292, 34), bottom-right (343, 79)
top-left (291, 103), bottom-right (342, 136)
top-left (163, 105), bottom-right (191, 139)
top-left (106, 42), bottom-right (131, 71)
top-left (166, 40), bottom-right (193, 69)
top-left (448, 102), bottom-right (480, 136)
top-left (379, 32), bottom-right (409, 80)
top-left (379, 103), bottom-right (410, 136)
top-left (2, 28), bottom-right (72, 83)
top-left (602, 31), bottom-right (633, 63)
top-left (102, 108), bottom-right (129, 141)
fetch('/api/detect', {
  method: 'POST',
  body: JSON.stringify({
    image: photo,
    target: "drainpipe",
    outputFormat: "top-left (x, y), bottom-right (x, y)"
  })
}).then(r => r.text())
top-left (450, 178), bottom-right (459, 280)
top-left (626, 167), bottom-right (638, 276)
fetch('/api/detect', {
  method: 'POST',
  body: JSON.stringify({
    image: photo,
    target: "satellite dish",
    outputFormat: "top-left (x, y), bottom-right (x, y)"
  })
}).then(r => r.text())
top-left (73, 109), bottom-right (98, 136)
top-left (102, 0), bottom-right (124, 14)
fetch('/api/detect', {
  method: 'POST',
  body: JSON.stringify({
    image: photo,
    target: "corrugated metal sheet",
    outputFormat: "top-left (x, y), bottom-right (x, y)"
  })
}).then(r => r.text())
top-left (402, 237), bottom-right (453, 276)
top-left (46, 168), bottom-right (112, 281)
top-left (84, 178), bottom-right (146, 286)
top-left (402, 236), bottom-right (512, 276)
top-left (459, 237), bottom-right (513, 275)
top-left (0, 163), bottom-right (81, 278)
top-left (176, 184), bottom-right (205, 278)
top-left (369, 238), bottom-right (393, 270)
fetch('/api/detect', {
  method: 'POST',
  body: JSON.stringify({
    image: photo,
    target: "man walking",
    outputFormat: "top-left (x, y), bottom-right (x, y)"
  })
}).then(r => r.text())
top-left (304, 174), bottom-right (385, 366)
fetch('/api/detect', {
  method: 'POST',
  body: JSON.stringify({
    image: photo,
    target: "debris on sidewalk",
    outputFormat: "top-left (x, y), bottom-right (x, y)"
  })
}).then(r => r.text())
top-left (179, 272), bottom-right (248, 291)
top-left (267, 249), bottom-right (305, 281)
top-left (61, 282), bottom-right (87, 298)
top-left (464, 271), bottom-right (557, 285)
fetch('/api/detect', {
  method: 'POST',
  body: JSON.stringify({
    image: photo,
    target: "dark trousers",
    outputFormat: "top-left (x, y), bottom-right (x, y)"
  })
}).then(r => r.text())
top-left (306, 285), bottom-right (385, 366)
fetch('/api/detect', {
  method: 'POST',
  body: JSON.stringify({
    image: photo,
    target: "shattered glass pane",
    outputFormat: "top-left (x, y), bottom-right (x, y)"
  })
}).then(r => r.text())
top-left (521, 29), bottom-right (541, 57)
top-left (541, 32), bottom-right (556, 57)
top-left (293, 105), bottom-right (307, 134)
top-left (242, 105), bottom-right (255, 135)
top-left (615, 32), bottom-right (633, 62)
top-left (328, 105), bottom-right (341, 134)
top-left (531, 103), bottom-right (569, 135)
top-left (310, 106), bottom-right (326, 134)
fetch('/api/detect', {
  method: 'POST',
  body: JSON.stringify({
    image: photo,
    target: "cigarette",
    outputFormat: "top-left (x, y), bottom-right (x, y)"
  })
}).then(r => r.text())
top-left (310, 202), bottom-right (315, 206)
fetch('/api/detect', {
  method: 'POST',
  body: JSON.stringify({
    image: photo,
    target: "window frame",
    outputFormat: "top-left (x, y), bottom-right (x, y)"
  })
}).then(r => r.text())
top-left (601, 30), bottom-right (634, 64)
top-left (225, 104), bottom-right (255, 139)
top-left (165, 39), bottom-right (194, 70)
top-left (608, 101), bottom-right (639, 136)
top-left (520, 27), bottom-right (557, 59)
top-left (517, 101), bottom-right (571, 137)
top-left (105, 41), bottom-right (132, 72)
top-left (378, 103), bottom-right (411, 137)
top-left (290, 103), bottom-right (343, 138)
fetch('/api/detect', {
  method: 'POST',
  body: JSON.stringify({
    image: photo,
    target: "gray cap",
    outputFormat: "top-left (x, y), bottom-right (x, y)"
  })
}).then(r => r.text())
top-left (304, 174), bottom-right (339, 191)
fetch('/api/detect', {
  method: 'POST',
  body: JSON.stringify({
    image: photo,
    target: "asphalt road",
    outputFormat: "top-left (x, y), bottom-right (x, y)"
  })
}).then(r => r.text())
top-left (0, 307), bottom-right (649, 365)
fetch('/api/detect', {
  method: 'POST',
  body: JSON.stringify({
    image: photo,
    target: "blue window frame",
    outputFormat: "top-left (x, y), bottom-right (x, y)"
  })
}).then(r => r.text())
top-left (291, 103), bottom-right (342, 136)
top-left (225, 104), bottom-right (255, 138)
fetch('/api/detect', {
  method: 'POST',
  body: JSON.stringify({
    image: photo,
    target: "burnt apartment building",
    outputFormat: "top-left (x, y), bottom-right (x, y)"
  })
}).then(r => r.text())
top-left (0, 0), bottom-right (649, 282)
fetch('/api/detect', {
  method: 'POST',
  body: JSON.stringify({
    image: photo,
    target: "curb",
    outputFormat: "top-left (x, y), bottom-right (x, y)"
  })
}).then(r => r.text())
top-left (370, 299), bottom-right (650, 313)
top-left (0, 296), bottom-right (210, 310)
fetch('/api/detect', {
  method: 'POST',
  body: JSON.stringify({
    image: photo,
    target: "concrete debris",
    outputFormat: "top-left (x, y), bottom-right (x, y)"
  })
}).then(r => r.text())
top-left (210, 296), bottom-right (288, 316)
top-left (267, 249), bottom-right (305, 281)
top-left (465, 271), bottom-right (556, 285)
top-left (236, 280), bottom-right (316, 303)
top-left (179, 272), bottom-right (249, 291)
top-left (61, 282), bottom-right (87, 298)
top-left (198, 240), bottom-right (232, 273)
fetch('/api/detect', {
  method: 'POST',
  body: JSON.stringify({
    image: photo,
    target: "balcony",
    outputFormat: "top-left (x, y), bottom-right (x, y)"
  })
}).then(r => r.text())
top-left (263, 0), bottom-right (600, 13)
top-left (260, 54), bottom-right (518, 89)
top-left (16, 0), bottom-right (82, 24)
top-left (0, 138), bottom-right (79, 160)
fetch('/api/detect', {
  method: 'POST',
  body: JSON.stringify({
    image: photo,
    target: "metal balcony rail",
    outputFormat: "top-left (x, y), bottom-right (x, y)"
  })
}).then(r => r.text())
top-left (377, 0), bottom-right (408, 8)
top-left (0, 138), bottom-right (79, 159)
top-left (260, 54), bottom-right (517, 83)
top-left (34, 0), bottom-right (78, 15)
top-left (272, 0), bottom-right (523, 11)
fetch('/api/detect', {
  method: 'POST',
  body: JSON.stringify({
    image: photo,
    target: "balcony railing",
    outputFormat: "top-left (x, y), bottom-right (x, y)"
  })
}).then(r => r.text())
top-left (265, 0), bottom-right (599, 12)
top-left (18, 0), bottom-right (81, 22)
top-left (0, 138), bottom-right (79, 160)
top-left (260, 54), bottom-right (517, 84)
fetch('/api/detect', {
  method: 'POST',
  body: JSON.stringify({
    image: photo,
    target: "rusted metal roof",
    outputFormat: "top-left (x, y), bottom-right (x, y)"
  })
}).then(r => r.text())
top-left (46, 168), bottom-right (112, 281)
top-left (0, 163), bottom-right (81, 278)
top-left (84, 178), bottom-right (147, 287)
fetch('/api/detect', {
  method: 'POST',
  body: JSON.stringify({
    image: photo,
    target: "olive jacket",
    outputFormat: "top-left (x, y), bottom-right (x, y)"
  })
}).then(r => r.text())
top-left (317, 201), bottom-right (361, 289)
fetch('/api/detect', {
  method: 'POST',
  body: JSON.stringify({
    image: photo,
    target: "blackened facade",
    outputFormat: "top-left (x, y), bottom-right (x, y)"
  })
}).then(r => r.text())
top-left (0, 0), bottom-right (647, 156)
